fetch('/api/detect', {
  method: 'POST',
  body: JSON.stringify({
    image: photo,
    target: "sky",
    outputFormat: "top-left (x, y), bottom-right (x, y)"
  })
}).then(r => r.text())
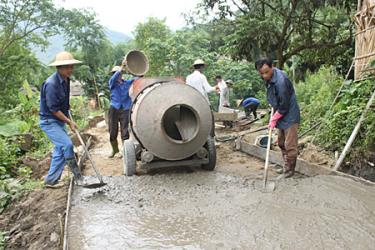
top-left (53, 0), bottom-right (201, 35)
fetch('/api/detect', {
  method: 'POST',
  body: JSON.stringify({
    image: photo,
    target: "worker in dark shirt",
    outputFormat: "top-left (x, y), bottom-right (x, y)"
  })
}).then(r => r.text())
top-left (255, 58), bottom-right (300, 178)
top-left (39, 51), bottom-right (84, 187)
top-left (107, 60), bottom-right (137, 158)
top-left (239, 97), bottom-right (260, 119)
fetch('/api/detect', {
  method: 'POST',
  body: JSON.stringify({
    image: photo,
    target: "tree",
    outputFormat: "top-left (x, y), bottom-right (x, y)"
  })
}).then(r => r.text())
top-left (133, 17), bottom-right (172, 76)
top-left (62, 9), bottom-right (112, 97)
top-left (198, 0), bottom-right (355, 69)
top-left (0, 0), bottom-right (66, 59)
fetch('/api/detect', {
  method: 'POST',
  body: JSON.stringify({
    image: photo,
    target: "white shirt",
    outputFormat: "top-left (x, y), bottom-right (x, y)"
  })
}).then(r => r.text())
top-left (217, 80), bottom-right (229, 110)
top-left (186, 70), bottom-right (216, 103)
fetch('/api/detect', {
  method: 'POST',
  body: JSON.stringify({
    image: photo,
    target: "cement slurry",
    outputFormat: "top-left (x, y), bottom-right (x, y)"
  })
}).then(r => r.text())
top-left (68, 172), bottom-right (375, 249)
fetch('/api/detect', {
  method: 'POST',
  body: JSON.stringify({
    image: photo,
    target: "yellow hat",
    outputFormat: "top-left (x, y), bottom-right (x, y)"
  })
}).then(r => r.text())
top-left (111, 66), bottom-right (121, 73)
top-left (49, 51), bottom-right (82, 66)
top-left (192, 59), bottom-right (205, 66)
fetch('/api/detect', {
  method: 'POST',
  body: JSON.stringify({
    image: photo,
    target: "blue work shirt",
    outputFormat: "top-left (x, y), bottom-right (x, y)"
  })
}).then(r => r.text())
top-left (109, 71), bottom-right (134, 110)
top-left (40, 72), bottom-right (70, 121)
top-left (266, 68), bottom-right (300, 129)
top-left (242, 97), bottom-right (260, 108)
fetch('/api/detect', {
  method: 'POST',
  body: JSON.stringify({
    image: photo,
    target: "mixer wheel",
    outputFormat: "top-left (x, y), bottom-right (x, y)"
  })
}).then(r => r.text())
top-left (123, 140), bottom-right (136, 176)
top-left (202, 136), bottom-right (216, 171)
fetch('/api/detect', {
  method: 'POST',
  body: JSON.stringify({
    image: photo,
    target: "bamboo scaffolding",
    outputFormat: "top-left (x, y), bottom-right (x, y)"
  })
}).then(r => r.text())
top-left (354, 0), bottom-right (375, 80)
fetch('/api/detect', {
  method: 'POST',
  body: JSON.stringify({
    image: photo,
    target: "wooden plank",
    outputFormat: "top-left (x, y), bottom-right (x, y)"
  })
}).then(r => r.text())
top-left (238, 125), bottom-right (268, 136)
top-left (213, 112), bottom-right (238, 121)
top-left (238, 140), bottom-right (375, 186)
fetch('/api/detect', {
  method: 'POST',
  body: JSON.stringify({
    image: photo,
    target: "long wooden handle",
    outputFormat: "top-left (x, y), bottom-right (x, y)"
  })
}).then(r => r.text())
top-left (74, 129), bottom-right (103, 183)
top-left (68, 111), bottom-right (103, 183)
top-left (263, 108), bottom-right (274, 188)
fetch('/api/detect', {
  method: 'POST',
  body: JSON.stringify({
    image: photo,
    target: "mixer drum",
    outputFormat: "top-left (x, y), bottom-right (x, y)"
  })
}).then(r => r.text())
top-left (131, 81), bottom-right (213, 161)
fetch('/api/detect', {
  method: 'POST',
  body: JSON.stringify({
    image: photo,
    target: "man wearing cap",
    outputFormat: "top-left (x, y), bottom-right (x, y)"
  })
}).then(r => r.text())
top-left (255, 58), bottom-right (300, 178)
top-left (186, 59), bottom-right (218, 136)
top-left (186, 59), bottom-right (218, 102)
top-left (107, 59), bottom-right (137, 158)
top-left (39, 51), bottom-right (84, 187)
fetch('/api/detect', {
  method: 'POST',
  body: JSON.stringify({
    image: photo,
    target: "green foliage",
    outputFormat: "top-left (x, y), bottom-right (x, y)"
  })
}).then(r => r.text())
top-left (296, 67), bottom-right (375, 159)
top-left (132, 18), bottom-right (267, 108)
top-left (0, 231), bottom-right (5, 250)
top-left (0, 121), bottom-right (28, 137)
top-left (296, 67), bottom-right (343, 131)
top-left (0, 138), bottom-right (18, 180)
top-left (318, 80), bottom-right (375, 152)
top-left (70, 96), bottom-right (90, 129)
top-left (197, 0), bottom-right (355, 73)
top-left (0, 0), bottom-right (62, 59)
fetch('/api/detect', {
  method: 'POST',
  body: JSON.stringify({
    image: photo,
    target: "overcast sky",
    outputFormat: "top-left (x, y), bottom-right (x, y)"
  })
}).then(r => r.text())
top-left (54, 0), bottom-right (201, 35)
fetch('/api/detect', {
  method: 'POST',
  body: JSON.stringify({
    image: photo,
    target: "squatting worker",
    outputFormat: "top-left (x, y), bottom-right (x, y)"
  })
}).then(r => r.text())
top-left (238, 97), bottom-right (260, 119)
top-left (39, 51), bottom-right (84, 187)
top-left (108, 59), bottom-right (138, 158)
top-left (186, 59), bottom-right (219, 137)
top-left (255, 58), bottom-right (300, 178)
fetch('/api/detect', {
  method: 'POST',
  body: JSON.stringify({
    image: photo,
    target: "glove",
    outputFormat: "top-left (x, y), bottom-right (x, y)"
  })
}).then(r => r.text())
top-left (269, 111), bottom-right (284, 129)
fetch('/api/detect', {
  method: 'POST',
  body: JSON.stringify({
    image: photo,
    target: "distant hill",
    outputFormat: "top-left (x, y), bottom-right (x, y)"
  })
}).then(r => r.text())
top-left (33, 29), bottom-right (132, 64)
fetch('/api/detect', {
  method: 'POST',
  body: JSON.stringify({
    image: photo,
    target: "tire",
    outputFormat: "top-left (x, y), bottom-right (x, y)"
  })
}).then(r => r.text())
top-left (202, 136), bottom-right (216, 171)
top-left (123, 140), bottom-right (136, 176)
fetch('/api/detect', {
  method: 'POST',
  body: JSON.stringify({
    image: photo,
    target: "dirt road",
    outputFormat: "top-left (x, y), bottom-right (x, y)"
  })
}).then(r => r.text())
top-left (66, 124), bottom-right (375, 249)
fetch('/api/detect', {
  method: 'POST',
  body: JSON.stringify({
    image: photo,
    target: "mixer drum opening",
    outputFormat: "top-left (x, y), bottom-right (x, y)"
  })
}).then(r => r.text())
top-left (162, 104), bottom-right (199, 143)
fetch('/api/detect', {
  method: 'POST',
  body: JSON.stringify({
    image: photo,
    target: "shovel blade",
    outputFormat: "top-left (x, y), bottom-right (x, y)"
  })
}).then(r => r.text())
top-left (253, 180), bottom-right (276, 193)
top-left (77, 182), bottom-right (107, 189)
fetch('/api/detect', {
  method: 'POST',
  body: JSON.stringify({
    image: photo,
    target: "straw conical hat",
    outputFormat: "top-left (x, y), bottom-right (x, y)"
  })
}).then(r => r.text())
top-left (49, 51), bottom-right (82, 66)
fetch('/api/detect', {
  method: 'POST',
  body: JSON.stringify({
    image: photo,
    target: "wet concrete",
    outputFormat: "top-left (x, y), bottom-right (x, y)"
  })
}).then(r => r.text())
top-left (67, 172), bottom-right (375, 249)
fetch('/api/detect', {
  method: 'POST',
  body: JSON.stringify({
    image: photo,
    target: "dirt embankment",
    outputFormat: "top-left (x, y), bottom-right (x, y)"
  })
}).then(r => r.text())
top-left (0, 186), bottom-right (68, 250)
top-left (0, 118), bottom-right (102, 250)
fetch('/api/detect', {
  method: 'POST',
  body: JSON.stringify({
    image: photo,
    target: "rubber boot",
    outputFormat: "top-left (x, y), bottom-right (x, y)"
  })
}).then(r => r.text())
top-left (284, 157), bottom-right (296, 178)
top-left (108, 140), bottom-right (119, 158)
top-left (65, 158), bottom-right (84, 185)
top-left (276, 154), bottom-right (287, 174)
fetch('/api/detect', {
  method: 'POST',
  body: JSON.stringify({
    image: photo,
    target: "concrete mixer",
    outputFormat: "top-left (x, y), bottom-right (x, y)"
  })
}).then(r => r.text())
top-left (122, 50), bottom-right (216, 176)
top-left (123, 77), bottom-right (216, 175)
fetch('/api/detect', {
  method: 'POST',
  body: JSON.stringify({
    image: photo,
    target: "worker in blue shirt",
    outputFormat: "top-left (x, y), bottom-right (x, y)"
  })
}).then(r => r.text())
top-left (108, 59), bottom-right (137, 158)
top-left (255, 58), bottom-right (300, 178)
top-left (39, 51), bottom-right (84, 187)
top-left (239, 97), bottom-right (260, 119)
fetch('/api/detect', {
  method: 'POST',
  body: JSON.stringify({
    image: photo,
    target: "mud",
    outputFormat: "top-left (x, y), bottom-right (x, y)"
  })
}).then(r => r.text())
top-left (68, 173), bottom-right (375, 249)
top-left (0, 185), bottom-right (68, 250)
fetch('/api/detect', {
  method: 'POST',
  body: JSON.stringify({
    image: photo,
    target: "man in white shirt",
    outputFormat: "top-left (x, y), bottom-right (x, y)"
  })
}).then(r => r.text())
top-left (186, 59), bottom-right (218, 103)
top-left (215, 75), bottom-right (229, 112)
top-left (186, 59), bottom-right (218, 136)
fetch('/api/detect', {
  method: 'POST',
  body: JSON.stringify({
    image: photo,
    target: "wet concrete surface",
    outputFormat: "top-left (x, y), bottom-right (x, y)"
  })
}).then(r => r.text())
top-left (68, 171), bottom-right (375, 250)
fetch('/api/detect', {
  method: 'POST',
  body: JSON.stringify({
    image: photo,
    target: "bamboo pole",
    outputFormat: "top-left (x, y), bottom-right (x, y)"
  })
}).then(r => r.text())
top-left (334, 89), bottom-right (375, 171)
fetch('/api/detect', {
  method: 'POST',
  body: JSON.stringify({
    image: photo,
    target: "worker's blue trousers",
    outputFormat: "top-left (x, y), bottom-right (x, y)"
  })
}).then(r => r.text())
top-left (40, 118), bottom-right (74, 184)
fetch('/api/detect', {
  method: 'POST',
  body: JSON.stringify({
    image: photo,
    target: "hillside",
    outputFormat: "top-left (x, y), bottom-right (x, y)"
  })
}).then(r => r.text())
top-left (33, 29), bottom-right (132, 64)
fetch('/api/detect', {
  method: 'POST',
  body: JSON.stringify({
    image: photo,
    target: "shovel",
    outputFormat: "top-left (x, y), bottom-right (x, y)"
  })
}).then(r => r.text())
top-left (69, 112), bottom-right (106, 189)
top-left (254, 108), bottom-right (276, 192)
top-left (262, 125), bottom-right (276, 191)
top-left (73, 128), bottom-right (107, 189)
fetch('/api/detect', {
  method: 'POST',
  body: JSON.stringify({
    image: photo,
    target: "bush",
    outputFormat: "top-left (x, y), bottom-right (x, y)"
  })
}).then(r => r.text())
top-left (318, 79), bottom-right (375, 152)
top-left (296, 67), bottom-right (343, 132)
top-left (296, 67), bottom-right (375, 166)
top-left (0, 138), bottom-right (19, 180)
